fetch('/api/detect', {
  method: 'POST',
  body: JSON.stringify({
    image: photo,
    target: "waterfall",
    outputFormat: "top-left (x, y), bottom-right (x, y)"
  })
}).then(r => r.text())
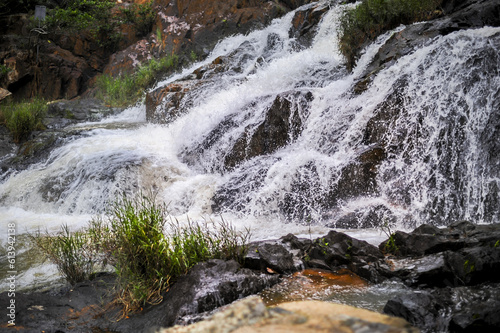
top-left (1, 1), bottom-right (499, 247)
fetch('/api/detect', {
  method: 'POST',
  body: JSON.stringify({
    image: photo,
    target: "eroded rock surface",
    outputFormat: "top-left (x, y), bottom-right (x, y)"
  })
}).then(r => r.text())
top-left (158, 296), bottom-right (419, 333)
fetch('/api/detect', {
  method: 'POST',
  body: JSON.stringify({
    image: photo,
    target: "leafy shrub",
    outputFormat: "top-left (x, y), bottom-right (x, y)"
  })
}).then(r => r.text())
top-left (0, 97), bottom-right (47, 142)
top-left (338, 0), bottom-right (443, 70)
top-left (46, 0), bottom-right (115, 31)
top-left (94, 54), bottom-right (179, 107)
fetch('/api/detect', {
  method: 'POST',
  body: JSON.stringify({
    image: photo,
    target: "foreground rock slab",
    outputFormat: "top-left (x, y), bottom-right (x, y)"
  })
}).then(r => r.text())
top-left (158, 296), bottom-right (419, 333)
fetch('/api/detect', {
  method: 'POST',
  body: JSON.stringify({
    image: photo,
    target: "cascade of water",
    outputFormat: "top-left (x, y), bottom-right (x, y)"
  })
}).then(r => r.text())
top-left (1, 1), bottom-right (499, 248)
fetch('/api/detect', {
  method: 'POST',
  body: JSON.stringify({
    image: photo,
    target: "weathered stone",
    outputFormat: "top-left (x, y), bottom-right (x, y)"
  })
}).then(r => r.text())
top-left (145, 80), bottom-right (198, 123)
top-left (47, 98), bottom-right (124, 125)
top-left (0, 260), bottom-right (279, 332)
top-left (326, 145), bottom-right (387, 206)
top-left (379, 223), bottom-right (500, 287)
top-left (0, 87), bottom-right (11, 101)
top-left (105, 0), bottom-right (315, 77)
top-left (303, 231), bottom-right (384, 283)
top-left (329, 204), bottom-right (396, 229)
top-left (384, 284), bottom-right (500, 333)
top-left (289, 2), bottom-right (329, 49)
top-left (158, 259), bottom-right (280, 326)
top-left (379, 222), bottom-right (500, 257)
top-left (245, 242), bottom-right (299, 274)
top-left (224, 91), bottom-right (312, 169)
top-left (159, 296), bottom-right (419, 333)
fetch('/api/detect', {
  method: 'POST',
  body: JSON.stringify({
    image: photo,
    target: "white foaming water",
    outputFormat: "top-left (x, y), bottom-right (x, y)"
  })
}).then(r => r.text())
top-left (1, 1), bottom-right (499, 290)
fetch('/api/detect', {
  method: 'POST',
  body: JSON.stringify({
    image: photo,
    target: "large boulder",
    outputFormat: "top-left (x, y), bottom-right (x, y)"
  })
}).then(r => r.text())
top-left (223, 91), bottom-right (313, 169)
top-left (159, 296), bottom-right (420, 333)
top-left (157, 259), bottom-right (280, 326)
top-left (0, 260), bottom-right (280, 332)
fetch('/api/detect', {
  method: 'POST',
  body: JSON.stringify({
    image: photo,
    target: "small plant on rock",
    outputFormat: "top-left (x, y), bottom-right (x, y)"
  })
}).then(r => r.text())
top-left (380, 219), bottom-right (399, 255)
top-left (94, 54), bottom-right (179, 107)
top-left (337, 0), bottom-right (444, 70)
top-left (0, 97), bottom-right (47, 142)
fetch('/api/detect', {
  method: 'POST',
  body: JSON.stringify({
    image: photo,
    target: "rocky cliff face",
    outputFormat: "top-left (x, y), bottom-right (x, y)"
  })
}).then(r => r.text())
top-left (0, 0), bottom-right (316, 101)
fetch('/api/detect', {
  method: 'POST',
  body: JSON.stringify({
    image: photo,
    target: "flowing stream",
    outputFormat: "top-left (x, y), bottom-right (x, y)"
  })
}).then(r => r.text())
top-left (1, 0), bottom-right (499, 300)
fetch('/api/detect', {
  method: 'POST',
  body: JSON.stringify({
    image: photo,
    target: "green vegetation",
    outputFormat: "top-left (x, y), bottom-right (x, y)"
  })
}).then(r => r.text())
top-left (494, 240), bottom-right (499, 248)
top-left (46, 0), bottom-right (115, 32)
top-left (0, 64), bottom-right (11, 81)
top-left (0, 97), bottom-right (47, 143)
top-left (32, 193), bottom-right (250, 316)
top-left (45, 0), bottom-right (120, 50)
top-left (31, 224), bottom-right (98, 285)
top-left (380, 220), bottom-right (399, 255)
top-left (120, 0), bottom-right (155, 37)
top-left (337, 0), bottom-right (443, 70)
top-left (463, 259), bottom-right (475, 274)
top-left (94, 54), bottom-right (179, 107)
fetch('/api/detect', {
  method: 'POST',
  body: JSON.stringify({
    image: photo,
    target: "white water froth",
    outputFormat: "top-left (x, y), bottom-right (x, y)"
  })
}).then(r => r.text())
top-left (1, 2), bottom-right (499, 290)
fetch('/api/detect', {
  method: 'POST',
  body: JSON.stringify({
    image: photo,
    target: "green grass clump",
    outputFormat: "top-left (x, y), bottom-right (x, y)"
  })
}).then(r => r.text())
top-left (34, 193), bottom-right (250, 317)
top-left (338, 0), bottom-right (443, 70)
top-left (0, 97), bottom-right (47, 142)
top-left (31, 225), bottom-right (98, 285)
top-left (94, 55), bottom-right (179, 107)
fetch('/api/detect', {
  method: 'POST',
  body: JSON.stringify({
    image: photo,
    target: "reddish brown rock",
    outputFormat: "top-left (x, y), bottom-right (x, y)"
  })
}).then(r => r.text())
top-left (104, 0), bottom-right (317, 77)
top-left (145, 80), bottom-right (199, 123)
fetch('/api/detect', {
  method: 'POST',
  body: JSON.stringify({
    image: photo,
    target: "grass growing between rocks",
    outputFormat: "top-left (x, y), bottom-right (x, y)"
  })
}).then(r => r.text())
top-left (32, 193), bottom-right (250, 317)
top-left (338, 0), bottom-right (443, 70)
top-left (0, 97), bottom-right (47, 142)
top-left (31, 225), bottom-right (98, 286)
top-left (94, 55), bottom-right (179, 107)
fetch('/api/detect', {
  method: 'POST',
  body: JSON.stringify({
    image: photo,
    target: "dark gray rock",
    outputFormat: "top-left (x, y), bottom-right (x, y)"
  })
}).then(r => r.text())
top-left (46, 98), bottom-right (124, 128)
top-left (245, 241), bottom-right (301, 274)
top-left (157, 259), bottom-right (280, 326)
top-left (384, 284), bottom-right (500, 333)
top-left (379, 222), bottom-right (500, 258)
top-left (0, 260), bottom-right (280, 332)
top-left (223, 91), bottom-right (313, 170)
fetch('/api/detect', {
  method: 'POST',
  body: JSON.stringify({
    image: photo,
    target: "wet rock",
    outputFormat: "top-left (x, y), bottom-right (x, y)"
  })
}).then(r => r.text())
top-left (0, 260), bottom-right (279, 332)
top-left (245, 242), bottom-right (299, 274)
top-left (47, 98), bottom-right (124, 127)
top-left (145, 80), bottom-right (198, 123)
top-left (159, 296), bottom-right (419, 333)
top-left (276, 231), bottom-right (386, 283)
top-left (384, 284), bottom-right (500, 333)
top-left (106, 0), bottom-right (316, 77)
top-left (378, 222), bottom-right (500, 287)
top-left (379, 222), bottom-right (500, 257)
top-left (289, 2), bottom-right (330, 49)
top-left (158, 259), bottom-right (280, 327)
top-left (356, 0), bottom-right (500, 92)
top-left (326, 145), bottom-right (387, 207)
top-left (224, 91), bottom-right (313, 169)
top-left (329, 204), bottom-right (396, 229)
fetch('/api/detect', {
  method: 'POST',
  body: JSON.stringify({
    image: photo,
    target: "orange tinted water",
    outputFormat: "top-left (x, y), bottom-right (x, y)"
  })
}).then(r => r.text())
top-left (260, 268), bottom-right (369, 306)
